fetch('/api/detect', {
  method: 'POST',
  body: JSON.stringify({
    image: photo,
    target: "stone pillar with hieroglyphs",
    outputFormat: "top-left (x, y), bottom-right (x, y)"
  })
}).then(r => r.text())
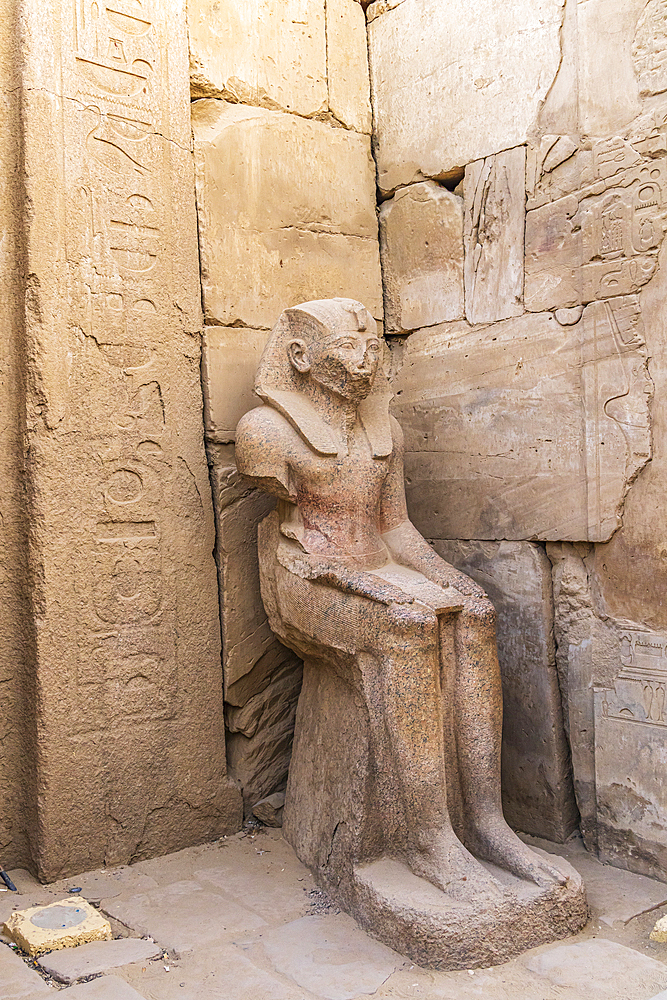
top-left (20, 0), bottom-right (241, 880)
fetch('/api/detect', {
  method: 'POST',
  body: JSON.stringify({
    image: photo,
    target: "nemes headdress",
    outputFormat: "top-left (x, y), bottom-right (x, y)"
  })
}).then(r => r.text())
top-left (254, 298), bottom-right (393, 459)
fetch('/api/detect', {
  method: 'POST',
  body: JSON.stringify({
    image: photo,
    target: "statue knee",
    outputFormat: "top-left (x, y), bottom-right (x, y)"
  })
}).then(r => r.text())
top-left (386, 603), bottom-right (438, 642)
top-left (460, 596), bottom-right (496, 631)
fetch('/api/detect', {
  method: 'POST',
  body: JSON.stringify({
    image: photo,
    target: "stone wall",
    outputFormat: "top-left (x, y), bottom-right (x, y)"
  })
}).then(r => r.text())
top-left (188, 0), bottom-right (383, 815)
top-left (369, 0), bottom-right (667, 867)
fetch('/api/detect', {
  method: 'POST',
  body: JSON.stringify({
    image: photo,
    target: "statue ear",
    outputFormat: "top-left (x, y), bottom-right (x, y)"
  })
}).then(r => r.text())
top-left (287, 338), bottom-right (311, 374)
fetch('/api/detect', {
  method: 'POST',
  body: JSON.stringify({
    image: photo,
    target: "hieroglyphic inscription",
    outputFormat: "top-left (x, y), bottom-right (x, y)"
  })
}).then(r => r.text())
top-left (525, 123), bottom-right (667, 312)
top-left (596, 630), bottom-right (667, 730)
top-left (633, 0), bottom-right (667, 99)
top-left (65, 0), bottom-right (182, 731)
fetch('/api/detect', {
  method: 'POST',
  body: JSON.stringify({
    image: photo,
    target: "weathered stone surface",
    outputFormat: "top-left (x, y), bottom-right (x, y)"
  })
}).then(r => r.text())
top-left (187, 0), bottom-right (327, 116)
top-left (39, 975), bottom-right (148, 1000)
top-left (3, 898), bottom-right (111, 956)
top-left (524, 939), bottom-right (667, 998)
top-left (0, 0), bottom-right (33, 873)
top-left (193, 100), bottom-right (383, 329)
top-left (368, 0), bottom-right (565, 194)
top-left (226, 656), bottom-right (302, 813)
top-left (209, 464), bottom-right (302, 814)
top-left (539, 0), bottom-right (657, 138)
top-left (463, 148), bottom-right (525, 325)
top-left (0, 941), bottom-right (51, 998)
top-left (202, 328), bottom-right (270, 443)
top-left (525, 125), bottom-right (667, 312)
top-left (379, 181), bottom-right (464, 333)
top-left (101, 880), bottom-right (266, 957)
top-left (37, 937), bottom-right (161, 984)
top-left (252, 792), bottom-right (285, 828)
top-left (652, 914), bottom-right (667, 942)
top-left (19, 0), bottom-right (242, 880)
top-left (432, 541), bottom-right (577, 843)
top-left (327, 0), bottom-right (373, 133)
top-left (393, 303), bottom-right (652, 542)
top-left (246, 912), bottom-right (402, 1000)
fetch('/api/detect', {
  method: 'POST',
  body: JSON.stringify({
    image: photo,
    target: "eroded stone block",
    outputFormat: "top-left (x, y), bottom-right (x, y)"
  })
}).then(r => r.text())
top-left (368, 0), bottom-right (565, 194)
top-left (193, 101), bottom-right (382, 328)
top-left (187, 0), bottom-right (327, 116)
top-left (463, 148), bottom-right (525, 325)
top-left (432, 541), bottom-right (577, 842)
top-left (393, 301), bottom-right (651, 542)
top-left (379, 181), bottom-right (464, 332)
top-left (327, 0), bottom-right (373, 133)
top-left (525, 129), bottom-right (667, 312)
top-left (3, 898), bottom-right (111, 956)
top-left (202, 327), bottom-right (271, 443)
top-left (37, 937), bottom-right (161, 984)
top-left (20, 0), bottom-right (241, 880)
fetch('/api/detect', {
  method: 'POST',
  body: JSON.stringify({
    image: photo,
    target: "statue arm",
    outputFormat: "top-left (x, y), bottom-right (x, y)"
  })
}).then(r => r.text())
top-left (235, 406), bottom-right (295, 502)
top-left (379, 417), bottom-right (486, 598)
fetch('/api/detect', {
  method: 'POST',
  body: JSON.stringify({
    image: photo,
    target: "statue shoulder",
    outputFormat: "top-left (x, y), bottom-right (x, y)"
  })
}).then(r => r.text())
top-left (235, 405), bottom-right (297, 500)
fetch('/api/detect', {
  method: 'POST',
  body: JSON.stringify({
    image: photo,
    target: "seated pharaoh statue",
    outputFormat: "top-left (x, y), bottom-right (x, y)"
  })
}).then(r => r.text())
top-left (235, 299), bottom-right (587, 969)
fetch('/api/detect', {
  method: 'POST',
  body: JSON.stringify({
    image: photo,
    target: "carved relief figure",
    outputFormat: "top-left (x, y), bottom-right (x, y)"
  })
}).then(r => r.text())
top-left (236, 299), bottom-right (586, 968)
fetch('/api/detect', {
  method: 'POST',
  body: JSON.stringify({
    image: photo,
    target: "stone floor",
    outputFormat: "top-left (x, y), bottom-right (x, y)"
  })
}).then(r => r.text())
top-left (3, 830), bottom-right (667, 1000)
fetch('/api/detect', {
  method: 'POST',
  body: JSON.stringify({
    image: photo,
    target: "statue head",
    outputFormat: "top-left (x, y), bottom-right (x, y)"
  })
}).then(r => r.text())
top-left (255, 299), bottom-right (381, 404)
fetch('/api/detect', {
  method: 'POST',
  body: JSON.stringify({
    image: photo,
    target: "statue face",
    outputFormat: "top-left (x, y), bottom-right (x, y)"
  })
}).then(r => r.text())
top-left (288, 329), bottom-right (382, 402)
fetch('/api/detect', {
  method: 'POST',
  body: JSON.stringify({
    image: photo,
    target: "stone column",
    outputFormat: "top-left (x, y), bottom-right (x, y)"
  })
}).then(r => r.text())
top-left (19, 0), bottom-right (240, 880)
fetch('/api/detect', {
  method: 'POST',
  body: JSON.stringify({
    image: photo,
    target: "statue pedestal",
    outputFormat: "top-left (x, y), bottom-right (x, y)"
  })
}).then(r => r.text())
top-left (282, 651), bottom-right (587, 970)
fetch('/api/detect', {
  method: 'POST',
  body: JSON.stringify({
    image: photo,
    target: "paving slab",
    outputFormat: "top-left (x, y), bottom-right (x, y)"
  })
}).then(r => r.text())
top-left (524, 939), bottom-right (667, 998)
top-left (37, 937), bottom-right (161, 984)
top-left (239, 912), bottom-right (404, 1000)
top-left (116, 942), bottom-right (319, 1000)
top-left (0, 942), bottom-right (50, 998)
top-left (33, 974), bottom-right (148, 999)
top-left (101, 880), bottom-right (266, 957)
top-left (49, 869), bottom-right (159, 904)
top-left (525, 835), bottom-right (667, 925)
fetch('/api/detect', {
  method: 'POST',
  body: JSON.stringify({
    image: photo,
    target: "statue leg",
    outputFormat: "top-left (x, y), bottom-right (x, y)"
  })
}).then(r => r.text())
top-left (367, 601), bottom-right (501, 897)
top-left (454, 597), bottom-right (567, 887)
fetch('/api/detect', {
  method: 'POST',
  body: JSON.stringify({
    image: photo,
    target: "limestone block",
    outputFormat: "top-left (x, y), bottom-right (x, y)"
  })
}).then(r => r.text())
top-left (37, 938), bottom-right (161, 984)
top-left (525, 128), bottom-right (667, 312)
top-left (463, 148), bottom-right (525, 325)
top-left (3, 898), bottom-right (111, 956)
top-left (539, 0), bottom-right (657, 137)
top-left (19, 0), bottom-right (242, 878)
top-left (187, 0), bottom-right (327, 116)
top-left (210, 464), bottom-right (303, 811)
top-left (432, 541), bottom-right (577, 843)
top-left (326, 0), bottom-right (373, 133)
top-left (368, 0), bottom-right (565, 194)
top-left (393, 301), bottom-right (652, 542)
top-left (379, 181), bottom-right (464, 333)
top-left (193, 101), bottom-right (383, 328)
top-left (202, 328), bottom-right (270, 443)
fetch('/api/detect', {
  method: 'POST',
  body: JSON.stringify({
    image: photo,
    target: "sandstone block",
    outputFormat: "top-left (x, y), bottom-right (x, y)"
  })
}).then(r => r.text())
top-left (463, 147), bottom-right (525, 325)
top-left (368, 0), bottom-right (565, 193)
top-left (202, 327), bottom-right (270, 443)
top-left (393, 302), bottom-right (651, 542)
top-left (3, 898), bottom-right (111, 956)
top-left (651, 915), bottom-right (667, 942)
top-left (19, 0), bottom-right (241, 878)
top-left (0, 940), bottom-right (50, 997)
top-left (39, 975), bottom-right (148, 999)
top-left (37, 937), bottom-right (161, 984)
top-left (379, 181), bottom-right (464, 332)
top-left (252, 792), bottom-right (286, 827)
top-left (193, 102), bottom-right (382, 329)
top-left (187, 0), bottom-right (327, 116)
top-left (327, 0), bottom-right (373, 133)
top-left (432, 541), bottom-right (577, 842)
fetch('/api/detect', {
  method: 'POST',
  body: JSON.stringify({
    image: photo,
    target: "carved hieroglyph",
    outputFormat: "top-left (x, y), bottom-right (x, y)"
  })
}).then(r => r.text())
top-left (236, 298), bottom-right (586, 969)
top-left (21, 0), bottom-right (241, 879)
top-left (394, 300), bottom-right (652, 542)
top-left (595, 629), bottom-right (667, 879)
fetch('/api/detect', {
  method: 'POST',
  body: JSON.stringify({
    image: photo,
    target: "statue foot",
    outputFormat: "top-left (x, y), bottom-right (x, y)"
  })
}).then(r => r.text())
top-left (408, 828), bottom-right (502, 898)
top-left (468, 818), bottom-right (568, 889)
